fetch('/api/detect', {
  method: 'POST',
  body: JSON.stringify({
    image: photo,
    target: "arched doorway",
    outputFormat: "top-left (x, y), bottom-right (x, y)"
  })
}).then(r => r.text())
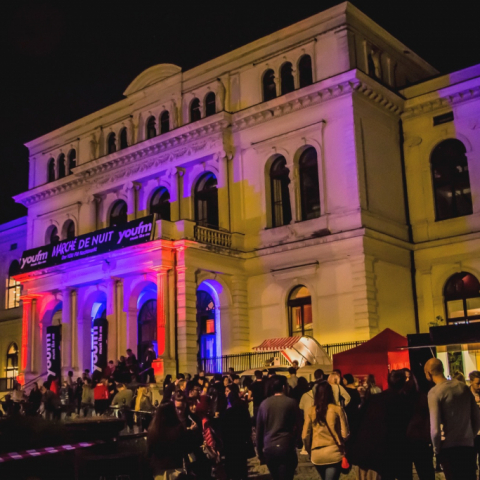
top-left (138, 299), bottom-right (157, 363)
top-left (196, 290), bottom-right (216, 370)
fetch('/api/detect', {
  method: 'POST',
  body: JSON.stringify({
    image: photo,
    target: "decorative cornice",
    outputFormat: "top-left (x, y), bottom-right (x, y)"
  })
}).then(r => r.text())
top-left (15, 118), bottom-right (230, 207)
top-left (403, 85), bottom-right (480, 119)
top-left (232, 74), bottom-right (403, 133)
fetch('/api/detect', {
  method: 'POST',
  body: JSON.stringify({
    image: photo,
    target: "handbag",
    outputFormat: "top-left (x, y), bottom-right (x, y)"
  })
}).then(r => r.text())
top-left (324, 419), bottom-right (351, 474)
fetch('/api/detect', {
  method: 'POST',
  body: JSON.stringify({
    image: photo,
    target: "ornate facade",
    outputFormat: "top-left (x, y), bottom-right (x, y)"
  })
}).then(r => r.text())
top-left (1, 2), bottom-right (479, 383)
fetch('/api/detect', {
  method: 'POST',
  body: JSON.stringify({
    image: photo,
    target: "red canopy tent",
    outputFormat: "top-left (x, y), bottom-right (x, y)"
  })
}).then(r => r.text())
top-left (333, 328), bottom-right (410, 391)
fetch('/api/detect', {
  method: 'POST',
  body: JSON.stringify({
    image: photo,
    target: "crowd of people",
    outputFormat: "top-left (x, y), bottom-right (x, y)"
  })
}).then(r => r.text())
top-left (0, 346), bottom-right (157, 424)
top-left (2, 357), bottom-right (480, 480)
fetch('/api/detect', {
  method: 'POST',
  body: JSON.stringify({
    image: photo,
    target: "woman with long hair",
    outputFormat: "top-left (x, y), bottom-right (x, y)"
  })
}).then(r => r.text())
top-left (302, 382), bottom-right (349, 480)
top-left (363, 374), bottom-right (381, 402)
top-left (147, 402), bottom-right (192, 479)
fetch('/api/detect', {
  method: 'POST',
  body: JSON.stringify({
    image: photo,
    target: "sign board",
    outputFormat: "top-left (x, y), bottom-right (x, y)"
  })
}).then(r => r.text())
top-left (91, 318), bottom-right (108, 373)
top-left (46, 325), bottom-right (61, 379)
top-left (18, 215), bottom-right (154, 274)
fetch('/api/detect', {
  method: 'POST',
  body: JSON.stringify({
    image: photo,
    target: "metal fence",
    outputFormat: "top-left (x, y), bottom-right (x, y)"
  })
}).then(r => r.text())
top-left (200, 340), bottom-right (366, 374)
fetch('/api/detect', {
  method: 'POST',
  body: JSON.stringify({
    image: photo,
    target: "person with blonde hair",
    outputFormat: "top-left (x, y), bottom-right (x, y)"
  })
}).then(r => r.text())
top-left (327, 372), bottom-right (351, 407)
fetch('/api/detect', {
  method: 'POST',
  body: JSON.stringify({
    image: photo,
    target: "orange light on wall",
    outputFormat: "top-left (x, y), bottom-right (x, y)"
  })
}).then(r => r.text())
top-left (206, 319), bottom-right (215, 334)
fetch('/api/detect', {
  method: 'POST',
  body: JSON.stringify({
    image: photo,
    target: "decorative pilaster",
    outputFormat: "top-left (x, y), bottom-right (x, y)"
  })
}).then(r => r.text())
top-left (176, 248), bottom-right (198, 374)
top-left (61, 288), bottom-right (73, 374)
top-left (230, 275), bottom-right (249, 352)
top-left (351, 254), bottom-right (379, 339)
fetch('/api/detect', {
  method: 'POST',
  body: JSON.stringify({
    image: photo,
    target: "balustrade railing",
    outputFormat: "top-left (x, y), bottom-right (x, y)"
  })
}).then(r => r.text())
top-left (194, 225), bottom-right (232, 248)
top-left (200, 340), bottom-right (366, 374)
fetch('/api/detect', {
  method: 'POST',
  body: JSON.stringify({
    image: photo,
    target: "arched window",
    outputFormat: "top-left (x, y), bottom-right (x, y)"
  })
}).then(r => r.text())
top-left (444, 272), bottom-right (480, 324)
top-left (431, 139), bottom-right (473, 221)
top-left (138, 299), bottom-right (157, 361)
top-left (62, 219), bottom-right (75, 240)
top-left (196, 290), bottom-right (216, 366)
top-left (68, 149), bottom-right (76, 173)
top-left (120, 127), bottom-right (128, 149)
top-left (298, 55), bottom-right (313, 88)
top-left (195, 173), bottom-right (219, 229)
top-left (6, 261), bottom-right (21, 309)
top-left (109, 200), bottom-right (128, 227)
top-left (46, 225), bottom-right (59, 245)
top-left (5, 343), bottom-right (19, 388)
top-left (190, 98), bottom-right (201, 122)
top-left (160, 111), bottom-right (170, 134)
top-left (205, 92), bottom-right (216, 117)
top-left (146, 116), bottom-right (157, 139)
top-left (288, 286), bottom-right (313, 336)
top-left (270, 156), bottom-right (292, 227)
top-left (107, 133), bottom-right (117, 154)
top-left (58, 154), bottom-right (66, 179)
top-left (280, 62), bottom-right (295, 95)
top-left (150, 187), bottom-right (171, 221)
top-left (263, 69), bottom-right (276, 101)
top-left (299, 147), bottom-right (321, 220)
top-left (47, 158), bottom-right (55, 182)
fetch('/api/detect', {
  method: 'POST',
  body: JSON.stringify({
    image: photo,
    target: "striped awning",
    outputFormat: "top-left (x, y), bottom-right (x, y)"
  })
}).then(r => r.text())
top-left (253, 336), bottom-right (302, 352)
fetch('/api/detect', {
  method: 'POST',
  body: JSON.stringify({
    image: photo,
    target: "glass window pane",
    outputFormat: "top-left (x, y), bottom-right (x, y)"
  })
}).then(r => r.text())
top-left (304, 304), bottom-right (313, 328)
top-left (466, 297), bottom-right (480, 317)
top-left (447, 299), bottom-right (465, 319)
top-left (291, 306), bottom-right (302, 332)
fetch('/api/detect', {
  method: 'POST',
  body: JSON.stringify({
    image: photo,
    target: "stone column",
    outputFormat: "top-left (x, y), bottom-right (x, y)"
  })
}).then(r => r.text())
top-left (116, 279), bottom-right (127, 358)
top-left (126, 182), bottom-right (137, 221)
top-left (286, 161), bottom-right (297, 223)
top-left (107, 278), bottom-right (119, 364)
top-left (151, 267), bottom-right (175, 376)
top-left (217, 152), bottom-right (230, 231)
top-left (176, 248), bottom-right (198, 374)
top-left (61, 288), bottom-right (73, 375)
top-left (20, 297), bottom-right (34, 378)
top-left (71, 290), bottom-right (78, 370)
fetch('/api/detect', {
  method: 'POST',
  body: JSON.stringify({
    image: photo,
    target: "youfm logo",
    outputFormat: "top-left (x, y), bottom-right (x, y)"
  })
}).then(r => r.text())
top-left (46, 332), bottom-right (55, 377)
top-left (117, 221), bottom-right (152, 244)
top-left (91, 325), bottom-right (103, 372)
top-left (21, 250), bottom-right (48, 269)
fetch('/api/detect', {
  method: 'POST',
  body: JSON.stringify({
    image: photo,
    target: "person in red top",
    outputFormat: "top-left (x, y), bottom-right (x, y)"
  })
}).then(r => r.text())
top-left (94, 378), bottom-right (110, 415)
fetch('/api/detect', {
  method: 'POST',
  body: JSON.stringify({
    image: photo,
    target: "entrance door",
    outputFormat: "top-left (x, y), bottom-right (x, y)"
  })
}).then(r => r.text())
top-left (196, 290), bottom-right (216, 371)
top-left (138, 299), bottom-right (157, 363)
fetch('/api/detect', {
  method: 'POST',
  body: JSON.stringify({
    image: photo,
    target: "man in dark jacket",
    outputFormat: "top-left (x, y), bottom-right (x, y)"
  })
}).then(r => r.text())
top-left (256, 375), bottom-right (300, 480)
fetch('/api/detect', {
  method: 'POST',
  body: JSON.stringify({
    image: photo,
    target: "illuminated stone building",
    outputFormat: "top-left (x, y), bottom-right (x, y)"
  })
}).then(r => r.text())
top-left (1, 2), bottom-right (479, 383)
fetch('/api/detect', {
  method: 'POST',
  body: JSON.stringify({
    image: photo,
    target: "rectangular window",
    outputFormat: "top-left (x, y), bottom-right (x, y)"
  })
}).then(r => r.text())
top-left (6, 278), bottom-right (21, 309)
top-left (304, 304), bottom-right (313, 328)
top-left (447, 299), bottom-right (464, 320)
top-left (466, 297), bottom-right (480, 318)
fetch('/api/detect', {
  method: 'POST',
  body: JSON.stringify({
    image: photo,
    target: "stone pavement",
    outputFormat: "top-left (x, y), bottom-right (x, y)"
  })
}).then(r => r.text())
top-left (247, 451), bottom-right (446, 479)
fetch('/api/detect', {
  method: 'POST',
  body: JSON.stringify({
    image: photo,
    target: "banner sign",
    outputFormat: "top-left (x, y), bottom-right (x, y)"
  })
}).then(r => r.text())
top-left (46, 325), bottom-right (61, 379)
top-left (18, 215), bottom-right (154, 274)
top-left (91, 318), bottom-right (108, 373)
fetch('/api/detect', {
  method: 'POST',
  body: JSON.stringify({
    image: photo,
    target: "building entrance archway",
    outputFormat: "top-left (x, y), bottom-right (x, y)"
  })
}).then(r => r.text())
top-left (137, 299), bottom-right (157, 363)
top-left (196, 290), bottom-right (217, 370)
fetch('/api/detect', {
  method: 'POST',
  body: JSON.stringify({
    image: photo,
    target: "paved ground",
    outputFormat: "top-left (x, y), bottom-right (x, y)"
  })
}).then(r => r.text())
top-left (247, 452), bottom-right (446, 479)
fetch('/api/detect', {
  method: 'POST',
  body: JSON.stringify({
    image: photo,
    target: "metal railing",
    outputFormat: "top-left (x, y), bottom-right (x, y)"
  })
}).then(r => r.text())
top-left (320, 341), bottom-right (366, 358)
top-left (200, 340), bottom-right (366, 374)
top-left (194, 225), bottom-right (232, 248)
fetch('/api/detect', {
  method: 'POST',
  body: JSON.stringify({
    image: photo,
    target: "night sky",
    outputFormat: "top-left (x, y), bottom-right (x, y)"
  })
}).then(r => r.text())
top-left (1, 1), bottom-right (479, 225)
